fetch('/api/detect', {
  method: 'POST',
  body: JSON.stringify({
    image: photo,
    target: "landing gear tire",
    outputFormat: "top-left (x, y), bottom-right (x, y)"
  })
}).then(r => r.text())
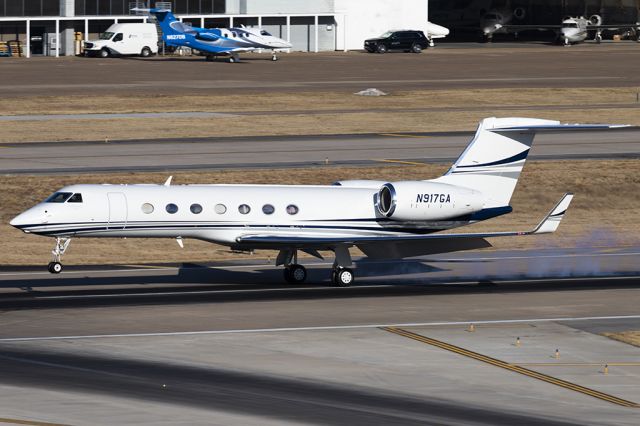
top-left (284, 264), bottom-right (307, 284)
top-left (48, 262), bottom-right (62, 274)
top-left (99, 48), bottom-right (110, 58)
top-left (332, 268), bottom-right (354, 287)
top-left (140, 46), bottom-right (151, 57)
top-left (595, 34), bottom-right (602, 44)
top-left (377, 44), bottom-right (387, 54)
top-left (271, 54), bottom-right (278, 61)
top-left (411, 43), bottom-right (422, 53)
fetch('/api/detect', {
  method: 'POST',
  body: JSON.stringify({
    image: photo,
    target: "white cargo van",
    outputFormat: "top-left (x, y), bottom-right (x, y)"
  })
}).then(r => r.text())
top-left (84, 23), bottom-right (158, 57)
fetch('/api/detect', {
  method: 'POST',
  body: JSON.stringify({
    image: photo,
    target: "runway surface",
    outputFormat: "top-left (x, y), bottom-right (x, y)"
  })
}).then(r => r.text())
top-left (1, 127), bottom-right (638, 174)
top-left (0, 247), bottom-right (638, 425)
top-left (1, 45), bottom-right (640, 96)
top-left (1, 247), bottom-right (637, 337)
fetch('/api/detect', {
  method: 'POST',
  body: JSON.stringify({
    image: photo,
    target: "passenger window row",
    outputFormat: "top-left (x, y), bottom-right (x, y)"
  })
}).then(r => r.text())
top-left (141, 203), bottom-right (299, 215)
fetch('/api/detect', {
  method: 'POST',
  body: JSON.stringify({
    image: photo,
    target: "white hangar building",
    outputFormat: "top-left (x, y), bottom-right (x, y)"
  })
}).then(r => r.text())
top-left (0, 0), bottom-right (431, 57)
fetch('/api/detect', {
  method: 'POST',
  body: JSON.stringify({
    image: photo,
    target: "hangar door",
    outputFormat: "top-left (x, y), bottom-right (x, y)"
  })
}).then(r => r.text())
top-left (107, 192), bottom-right (128, 229)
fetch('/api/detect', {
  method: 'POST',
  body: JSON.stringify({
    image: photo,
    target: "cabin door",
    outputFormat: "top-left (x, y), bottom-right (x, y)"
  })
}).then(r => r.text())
top-left (107, 192), bottom-right (128, 229)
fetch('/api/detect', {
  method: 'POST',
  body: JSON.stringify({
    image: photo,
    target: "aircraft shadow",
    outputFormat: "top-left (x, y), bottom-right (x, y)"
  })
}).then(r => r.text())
top-left (0, 262), bottom-right (638, 310)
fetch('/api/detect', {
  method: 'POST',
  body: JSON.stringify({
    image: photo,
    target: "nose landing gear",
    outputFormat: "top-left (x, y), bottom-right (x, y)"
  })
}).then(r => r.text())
top-left (47, 237), bottom-right (70, 274)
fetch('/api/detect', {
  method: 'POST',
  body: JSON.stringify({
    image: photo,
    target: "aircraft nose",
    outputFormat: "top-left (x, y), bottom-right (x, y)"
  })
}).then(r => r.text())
top-left (10, 207), bottom-right (46, 231)
top-left (10, 212), bottom-right (27, 228)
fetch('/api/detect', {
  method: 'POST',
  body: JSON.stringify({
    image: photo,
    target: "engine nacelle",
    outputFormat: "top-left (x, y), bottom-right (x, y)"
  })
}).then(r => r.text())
top-left (513, 7), bottom-right (526, 20)
top-left (376, 181), bottom-right (485, 221)
top-left (589, 14), bottom-right (603, 26)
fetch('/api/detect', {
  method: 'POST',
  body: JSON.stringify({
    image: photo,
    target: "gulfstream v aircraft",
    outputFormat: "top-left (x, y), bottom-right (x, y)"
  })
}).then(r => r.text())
top-left (142, 8), bottom-right (292, 62)
top-left (10, 118), bottom-right (622, 286)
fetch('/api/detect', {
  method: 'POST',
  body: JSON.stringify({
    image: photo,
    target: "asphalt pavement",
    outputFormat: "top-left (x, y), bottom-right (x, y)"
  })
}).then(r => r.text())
top-left (1, 127), bottom-right (638, 174)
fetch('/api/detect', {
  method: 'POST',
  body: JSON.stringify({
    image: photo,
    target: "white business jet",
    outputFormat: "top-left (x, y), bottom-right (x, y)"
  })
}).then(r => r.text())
top-left (425, 21), bottom-right (450, 47)
top-left (10, 117), bottom-right (623, 286)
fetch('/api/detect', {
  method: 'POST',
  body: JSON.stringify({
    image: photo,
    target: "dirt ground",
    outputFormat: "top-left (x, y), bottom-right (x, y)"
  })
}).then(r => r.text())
top-left (3, 159), bottom-right (638, 266)
top-left (603, 331), bottom-right (640, 347)
top-left (1, 88), bottom-right (640, 143)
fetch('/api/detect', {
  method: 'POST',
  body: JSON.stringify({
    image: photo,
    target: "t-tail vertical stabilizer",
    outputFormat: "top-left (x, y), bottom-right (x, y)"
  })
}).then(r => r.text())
top-left (146, 8), bottom-right (194, 43)
top-left (434, 117), bottom-right (623, 209)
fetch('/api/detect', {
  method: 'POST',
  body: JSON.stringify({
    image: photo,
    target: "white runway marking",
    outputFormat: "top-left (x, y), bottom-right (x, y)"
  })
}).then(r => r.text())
top-left (1, 315), bottom-right (638, 342)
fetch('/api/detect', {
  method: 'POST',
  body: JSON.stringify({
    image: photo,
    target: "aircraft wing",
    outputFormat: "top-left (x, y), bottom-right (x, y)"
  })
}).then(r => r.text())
top-left (501, 24), bottom-right (562, 31)
top-left (236, 194), bottom-right (574, 249)
top-left (592, 24), bottom-right (640, 30)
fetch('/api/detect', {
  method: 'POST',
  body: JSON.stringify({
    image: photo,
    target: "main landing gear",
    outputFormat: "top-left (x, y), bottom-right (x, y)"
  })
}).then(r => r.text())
top-left (271, 50), bottom-right (279, 61)
top-left (277, 246), bottom-right (354, 286)
top-left (47, 237), bottom-right (70, 274)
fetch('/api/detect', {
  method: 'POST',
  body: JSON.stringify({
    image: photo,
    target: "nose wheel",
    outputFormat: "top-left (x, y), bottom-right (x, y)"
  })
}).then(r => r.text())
top-left (48, 262), bottom-right (63, 274)
top-left (48, 237), bottom-right (70, 274)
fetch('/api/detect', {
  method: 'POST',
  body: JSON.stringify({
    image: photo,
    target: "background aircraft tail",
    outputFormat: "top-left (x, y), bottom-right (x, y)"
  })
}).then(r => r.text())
top-left (148, 8), bottom-right (193, 38)
top-left (433, 117), bottom-right (622, 208)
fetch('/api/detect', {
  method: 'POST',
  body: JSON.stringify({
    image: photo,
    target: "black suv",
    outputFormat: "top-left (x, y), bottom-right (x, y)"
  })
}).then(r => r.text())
top-left (364, 30), bottom-right (428, 54)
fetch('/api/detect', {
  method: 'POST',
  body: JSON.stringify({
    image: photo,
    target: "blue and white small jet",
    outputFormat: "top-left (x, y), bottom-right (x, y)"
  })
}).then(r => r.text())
top-left (141, 8), bottom-right (292, 62)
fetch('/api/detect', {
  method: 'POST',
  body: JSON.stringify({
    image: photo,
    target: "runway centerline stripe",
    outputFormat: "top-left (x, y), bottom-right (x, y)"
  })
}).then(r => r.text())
top-left (1, 315), bottom-right (639, 342)
top-left (382, 327), bottom-right (640, 408)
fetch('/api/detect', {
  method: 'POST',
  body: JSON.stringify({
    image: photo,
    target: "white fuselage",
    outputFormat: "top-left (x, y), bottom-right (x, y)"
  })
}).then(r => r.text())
top-left (561, 18), bottom-right (589, 43)
top-left (425, 22), bottom-right (450, 40)
top-left (11, 182), bottom-right (486, 248)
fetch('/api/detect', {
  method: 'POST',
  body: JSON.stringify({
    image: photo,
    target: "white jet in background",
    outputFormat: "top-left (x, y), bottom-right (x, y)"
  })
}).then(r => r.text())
top-left (425, 21), bottom-right (450, 47)
top-left (11, 118), bottom-right (626, 286)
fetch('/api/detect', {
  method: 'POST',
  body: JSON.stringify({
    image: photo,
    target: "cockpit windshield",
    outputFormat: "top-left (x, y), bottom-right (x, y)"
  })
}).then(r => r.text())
top-left (45, 192), bottom-right (73, 203)
top-left (68, 193), bottom-right (83, 203)
top-left (562, 22), bottom-right (578, 28)
top-left (99, 32), bottom-right (114, 40)
top-left (260, 30), bottom-right (272, 36)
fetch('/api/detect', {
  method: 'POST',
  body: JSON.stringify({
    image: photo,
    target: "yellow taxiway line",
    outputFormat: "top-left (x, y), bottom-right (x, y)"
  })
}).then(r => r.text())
top-left (519, 363), bottom-right (640, 367)
top-left (382, 327), bottom-right (640, 408)
top-left (0, 418), bottom-right (68, 426)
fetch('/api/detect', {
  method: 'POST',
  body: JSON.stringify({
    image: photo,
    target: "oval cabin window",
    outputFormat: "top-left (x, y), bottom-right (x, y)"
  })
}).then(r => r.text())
top-left (166, 203), bottom-right (178, 214)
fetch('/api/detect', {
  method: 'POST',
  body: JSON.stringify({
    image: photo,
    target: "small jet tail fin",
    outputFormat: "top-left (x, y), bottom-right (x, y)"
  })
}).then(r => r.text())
top-left (144, 8), bottom-right (191, 39)
top-left (434, 117), bottom-right (625, 208)
top-left (531, 193), bottom-right (574, 234)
